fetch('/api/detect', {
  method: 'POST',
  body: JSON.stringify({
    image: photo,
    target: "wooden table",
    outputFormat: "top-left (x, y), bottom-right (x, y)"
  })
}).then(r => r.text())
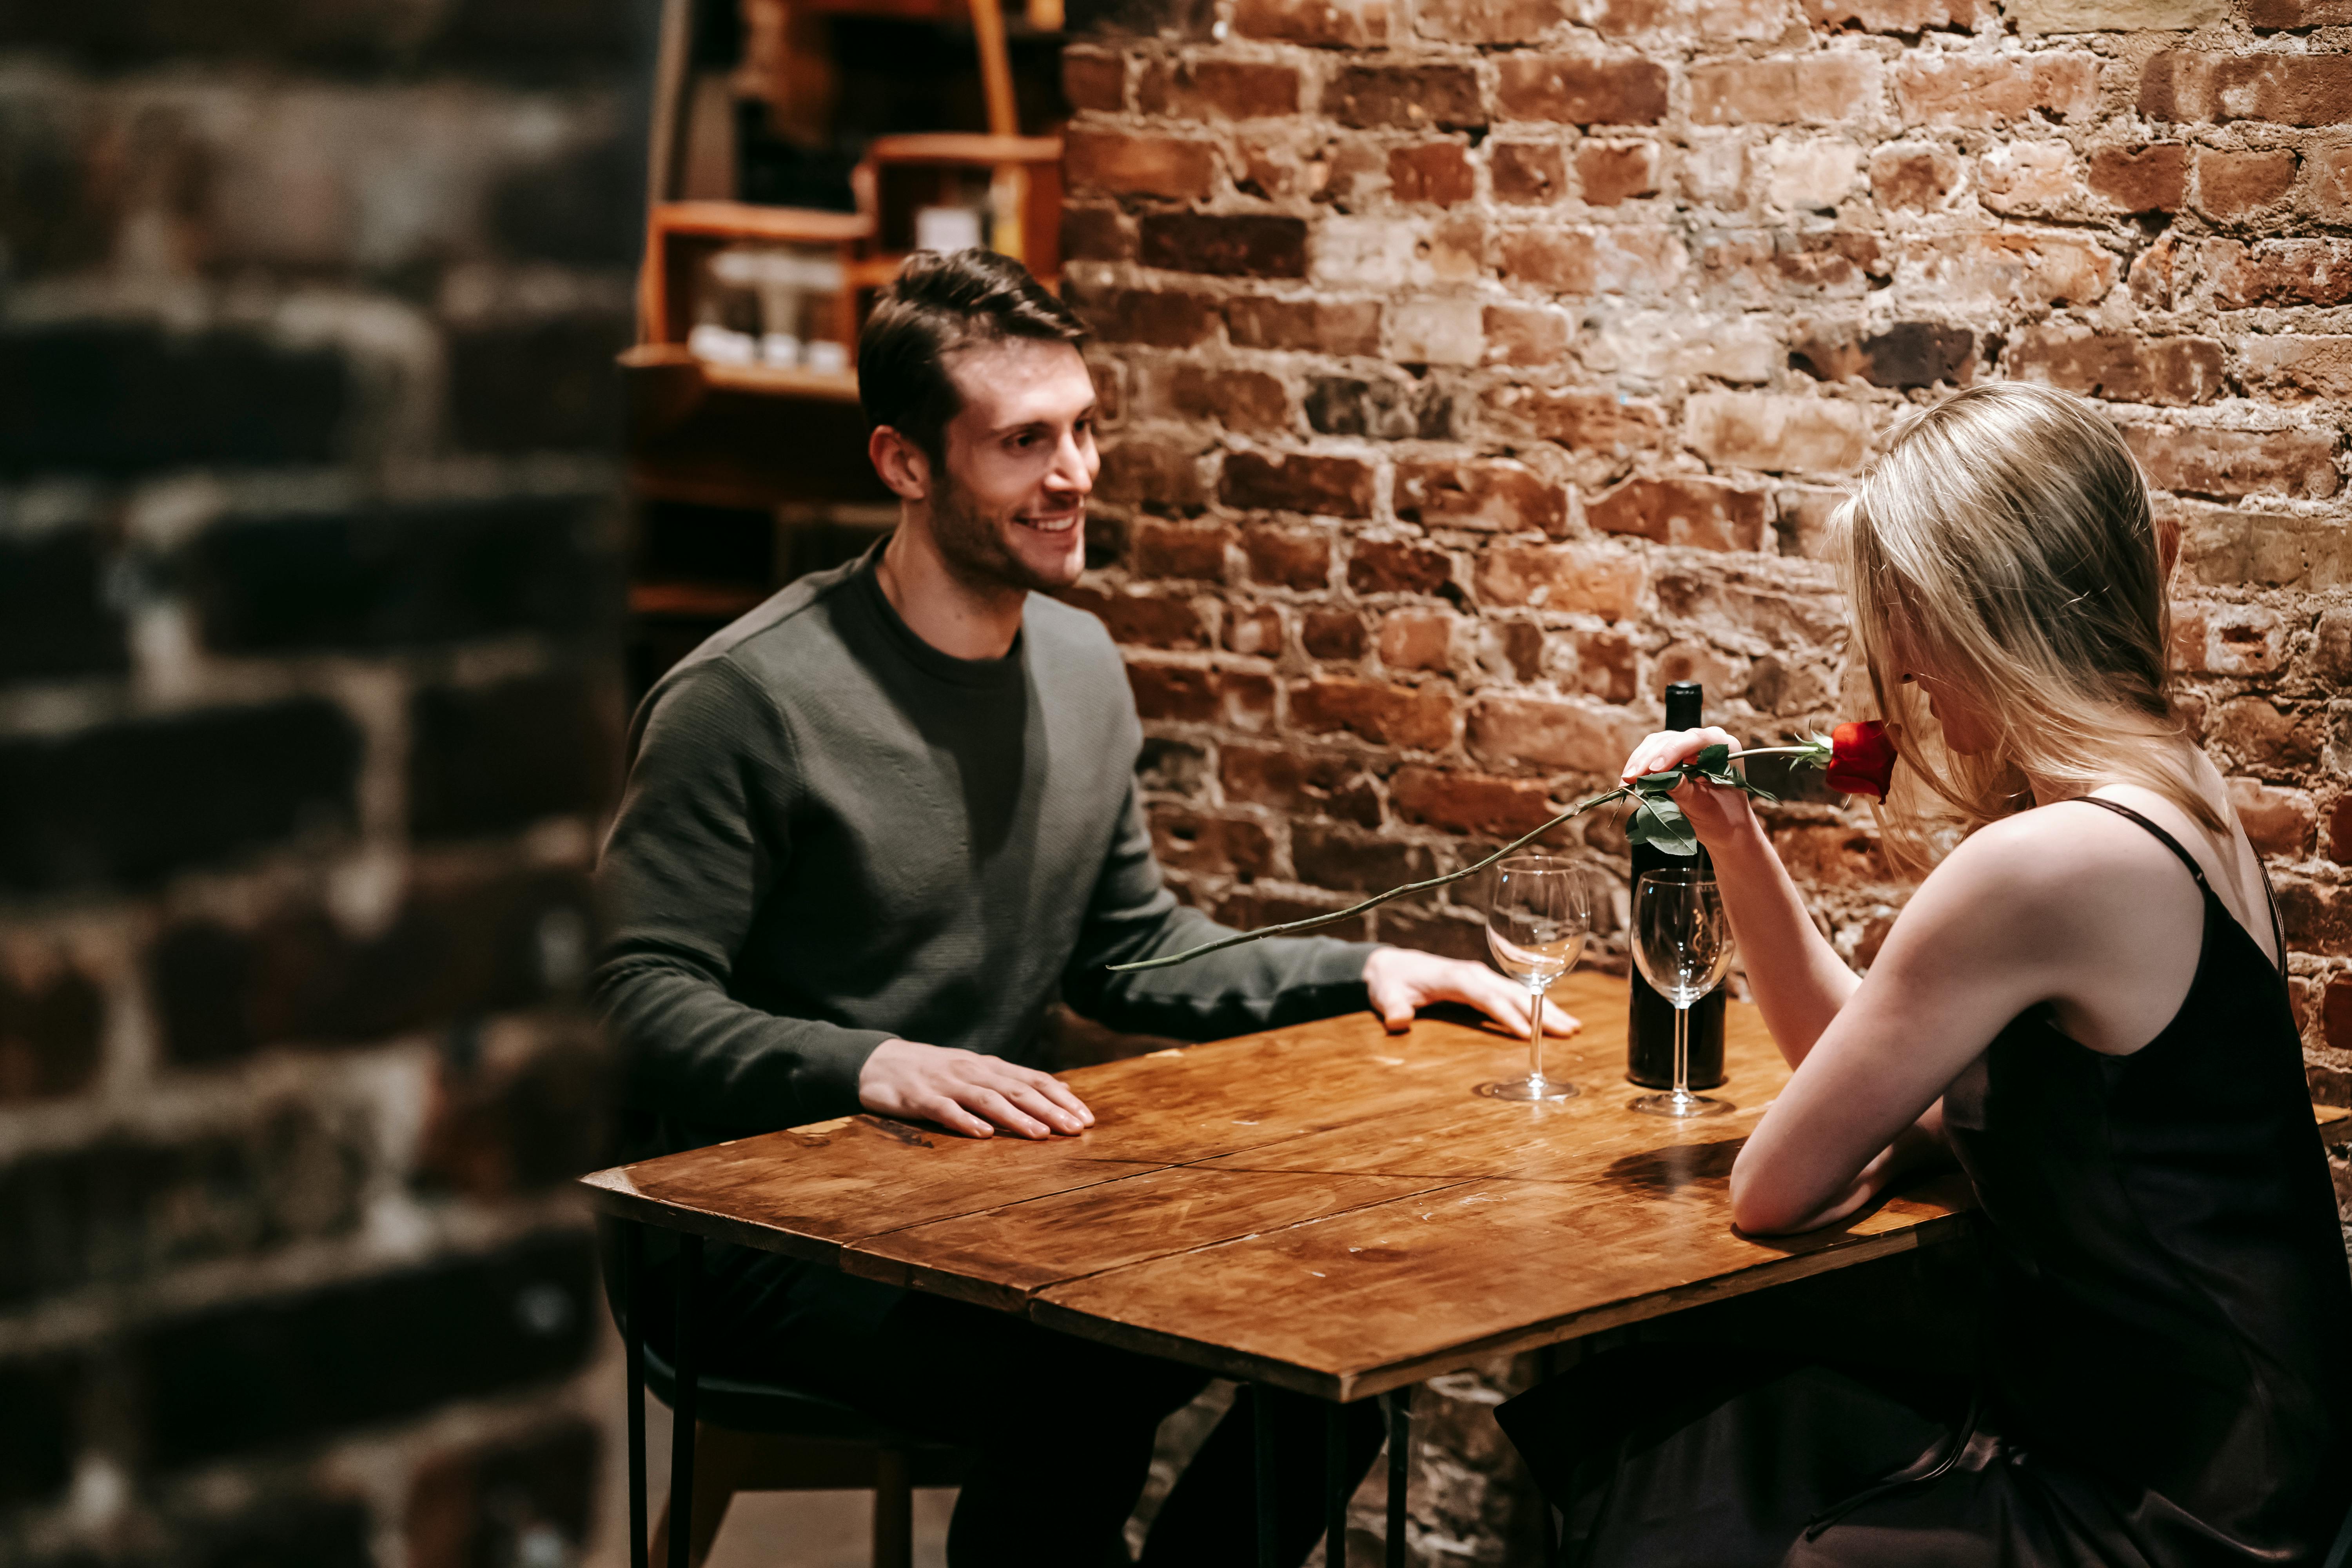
top-left (584, 971), bottom-right (1976, 1567)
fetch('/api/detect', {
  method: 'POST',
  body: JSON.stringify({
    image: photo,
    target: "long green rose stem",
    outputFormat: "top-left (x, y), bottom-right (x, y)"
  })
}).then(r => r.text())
top-left (1107, 744), bottom-right (1820, 975)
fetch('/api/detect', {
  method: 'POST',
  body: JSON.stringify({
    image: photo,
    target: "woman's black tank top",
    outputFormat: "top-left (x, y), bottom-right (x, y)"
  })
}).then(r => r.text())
top-left (1940, 795), bottom-right (2352, 1561)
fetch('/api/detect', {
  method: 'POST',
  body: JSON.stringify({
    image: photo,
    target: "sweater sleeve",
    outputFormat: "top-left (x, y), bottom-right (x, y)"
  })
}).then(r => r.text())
top-left (1059, 780), bottom-right (1381, 1040)
top-left (590, 659), bottom-right (890, 1133)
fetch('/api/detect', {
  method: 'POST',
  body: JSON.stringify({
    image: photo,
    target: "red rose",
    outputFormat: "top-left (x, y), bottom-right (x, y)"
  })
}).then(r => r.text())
top-left (1824, 720), bottom-right (1896, 799)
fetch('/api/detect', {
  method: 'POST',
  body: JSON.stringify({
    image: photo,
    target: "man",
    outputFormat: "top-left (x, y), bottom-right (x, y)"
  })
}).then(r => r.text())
top-left (594, 249), bottom-right (1571, 1566)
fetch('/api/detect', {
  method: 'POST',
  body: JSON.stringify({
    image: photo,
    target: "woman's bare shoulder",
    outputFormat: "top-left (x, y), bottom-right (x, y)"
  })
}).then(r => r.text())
top-left (1903, 800), bottom-right (2196, 953)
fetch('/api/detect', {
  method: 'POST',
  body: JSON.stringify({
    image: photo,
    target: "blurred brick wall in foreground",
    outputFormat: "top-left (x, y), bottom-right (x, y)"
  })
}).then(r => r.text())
top-left (1060, 0), bottom-right (2352, 1152)
top-left (0, 4), bottom-right (643, 1564)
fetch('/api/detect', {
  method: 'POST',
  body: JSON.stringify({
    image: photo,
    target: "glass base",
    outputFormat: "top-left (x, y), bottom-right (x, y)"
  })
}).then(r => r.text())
top-left (1477, 1075), bottom-right (1579, 1102)
top-left (1630, 1089), bottom-right (1733, 1118)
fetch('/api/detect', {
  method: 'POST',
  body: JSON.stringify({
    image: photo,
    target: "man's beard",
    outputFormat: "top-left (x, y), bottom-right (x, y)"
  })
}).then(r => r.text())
top-left (928, 475), bottom-right (1068, 597)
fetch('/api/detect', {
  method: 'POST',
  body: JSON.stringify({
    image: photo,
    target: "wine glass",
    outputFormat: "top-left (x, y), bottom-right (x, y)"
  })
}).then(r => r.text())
top-left (1629, 868), bottom-right (1735, 1118)
top-left (1477, 856), bottom-right (1589, 1102)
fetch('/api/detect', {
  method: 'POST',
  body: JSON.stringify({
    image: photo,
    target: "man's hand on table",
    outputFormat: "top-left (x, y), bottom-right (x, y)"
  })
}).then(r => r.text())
top-left (858, 1038), bottom-right (1095, 1140)
top-left (1363, 947), bottom-right (1584, 1039)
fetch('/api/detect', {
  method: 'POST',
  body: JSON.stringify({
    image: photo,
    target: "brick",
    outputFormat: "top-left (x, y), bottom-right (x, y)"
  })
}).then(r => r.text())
top-left (1378, 609), bottom-right (1456, 671)
top-left (488, 130), bottom-right (636, 266)
top-left (1322, 64), bottom-right (1485, 129)
top-left (2248, 0), bottom-right (2352, 21)
top-left (1391, 767), bottom-right (1560, 836)
top-left (1134, 364), bottom-right (1289, 432)
top-left (1060, 585), bottom-right (1211, 650)
top-left (1222, 604), bottom-right (1284, 657)
top-left (1245, 524), bottom-right (1332, 588)
top-left (1760, 138), bottom-right (1861, 209)
top-left (1289, 677), bottom-right (1457, 750)
top-left (1893, 52), bottom-right (2101, 129)
top-left (2333, 794), bottom-right (2352, 865)
top-left (1078, 287), bottom-right (1219, 348)
top-left (1697, 229), bottom-right (1890, 304)
top-left (140, 1230), bottom-right (594, 1467)
top-left (2330, 972), bottom-right (2352, 1050)
top-left (1098, 438), bottom-right (1210, 513)
top-left (1896, 233), bottom-right (2119, 310)
top-left (1475, 540), bottom-right (1646, 616)
top-left (1582, 0), bottom-right (1795, 40)
top-left (2005, 328), bottom-right (2223, 406)
top-left (189, 497), bottom-right (612, 656)
top-left (1292, 824), bottom-right (1439, 892)
top-left (1579, 142), bottom-right (1662, 205)
top-left (1316, 213), bottom-right (1485, 289)
top-left (1371, 904), bottom-right (1486, 961)
top-left (1487, 388), bottom-right (1666, 470)
top-left (416, 1024), bottom-right (608, 1200)
top-left (1417, 0), bottom-right (1564, 42)
top-left (410, 670), bottom-right (618, 840)
top-left (2210, 240), bottom-right (2352, 309)
top-left (1802, 0), bottom-right (1994, 29)
top-left (2278, 878), bottom-right (2351, 957)
top-left (1217, 887), bottom-right (1371, 940)
top-left (1390, 142), bottom-right (1477, 205)
top-left (1305, 375), bottom-right (1461, 440)
top-left (1494, 51), bottom-right (1670, 125)
top-left (427, 0), bottom-right (646, 76)
top-left (150, 867), bottom-right (596, 1065)
top-left (2011, 0), bottom-right (2221, 27)
top-left (1221, 744), bottom-right (1381, 826)
top-left (2311, 145), bottom-right (2352, 224)
top-left (1976, 141), bottom-right (2080, 214)
top-left (0, 1355), bottom-right (75, 1507)
top-left (2143, 53), bottom-right (2352, 128)
top-left (1390, 298), bottom-right (1485, 366)
top-left (1303, 608), bottom-right (1370, 659)
top-left (1483, 304), bottom-right (1573, 368)
top-left (0, 700), bottom-right (359, 894)
top-left (2088, 143), bottom-right (2188, 212)
top-left (0, 958), bottom-right (102, 1103)
top-left (1691, 56), bottom-right (1880, 125)
top-left (2243, 336), bottom-right (2352, 403)
top-left (0, 525), bottom-right (127, 681)
top-left (1127, 662), bottom-right (1277, 730)
top-left (1589, 476), bottom-right (1769, 551)
top-left (1492, 142), bottom-right (1567, 203)
top-left (0, 1100), bottom-right (367, 1308)
top-left (1063, 49), bottom-right (1126, 112)
top-left (1467, 695), bottom-right (1645, 772)
top-left (1133, 520), bottom-right (1232, 581)
top-left (2226, 777), bottom-right (2316, 859)
top-left (1065, 129), bottom-right (1218, 200)
top-left (2123, 425), bottom-right (2339, 501)
top-left (1792, 322), bottom-right (1976, 389)
top-left (1686, 393), bottom-right (1872, 474)
top-left (1870, 144), bottom-right (1964, 209)
top-left (1151, 806), bottom-right (1277, 879)
top-left (1349, 537), bottom-right (1457, 596)
top-left (1139, 213), bottom-right (1308, 278)
top-left (2194, 148), bottom-right (2297, 223)
top-left (2318, 609), bottom-right (2352, 687)
top-left (1396, 459), bottom-right (1566, 534)
top-left (1232, 0), bottom-right (1390, 45)
top-left (1565, 627), bottom-right (1642, 702)
top-left (1062, 205), bottom-right (1132, 262)
top-left (2171, 501), bottom-right (2351, 592)
top-left (0, 322), bottom-right (345, 477)
top-left (1586, 312), bottom-right (1781, 384)
top-left (1773, 824), bottom-right (1893, 885)
top-left (2173, 601), bottom-right (2289, 676)
top-left (1495, 225), bottom-right (1685, 295)
top-left (1480, 619), bottom-right (1549, 682)
top-left (448, 313), bottom-right (628, 454)
top-left (2206, 696), bottom-right (2323, 773)
top-left (1139, 737), bottom-right (1211, 796)
top-left (1138, 58), bottom-right (1301, 118)
top-left (408, 1420), bottom-right (600, 1568)
top-left (1224, 295), bottom-right (1382, 355)
top-left (1220, 450), bottom-right (1376, 517)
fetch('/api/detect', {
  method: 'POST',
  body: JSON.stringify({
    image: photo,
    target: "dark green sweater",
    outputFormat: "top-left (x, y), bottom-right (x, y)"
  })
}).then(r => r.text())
top-left (592, 548), bottom-right (1379, 1156)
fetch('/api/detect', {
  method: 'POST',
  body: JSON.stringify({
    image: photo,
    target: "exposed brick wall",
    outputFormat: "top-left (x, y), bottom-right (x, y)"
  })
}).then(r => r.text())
top-left (0, 5), bottom-right (638, 1565)
top-left (1064, 4), bottom-right (2347, 1550)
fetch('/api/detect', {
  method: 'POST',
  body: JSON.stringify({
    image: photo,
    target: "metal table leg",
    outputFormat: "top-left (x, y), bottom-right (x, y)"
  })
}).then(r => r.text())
top-left (1384, 1387), bottom-right (1411, 1568)
top-left (1325, 1400), bottom-right (1349, 1568)
top-left (624, 1224), bottom-right (648, 1568)
top-left (670, 1232), bottom-right (701, 1568)
top-left (1254, 1385), bottom-right (1278, 1568)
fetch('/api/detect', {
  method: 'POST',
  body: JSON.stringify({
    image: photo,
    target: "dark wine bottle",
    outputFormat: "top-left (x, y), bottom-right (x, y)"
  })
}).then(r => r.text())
top-left (1626, 681), bottom-right (1728, 1089)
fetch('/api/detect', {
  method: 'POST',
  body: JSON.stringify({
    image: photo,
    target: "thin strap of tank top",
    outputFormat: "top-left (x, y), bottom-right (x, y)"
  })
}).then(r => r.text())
top-left (2073, 795), bottom-right (2288, 980)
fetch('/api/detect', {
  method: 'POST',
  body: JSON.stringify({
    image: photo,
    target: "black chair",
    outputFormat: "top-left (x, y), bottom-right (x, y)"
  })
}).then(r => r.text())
top-left (601, 1220), bottom-right (965, 1568)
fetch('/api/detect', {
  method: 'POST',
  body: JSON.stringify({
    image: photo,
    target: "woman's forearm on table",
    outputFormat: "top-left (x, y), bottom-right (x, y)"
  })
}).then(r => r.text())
top-left (1707, 814), bottom-right (1860, 1066)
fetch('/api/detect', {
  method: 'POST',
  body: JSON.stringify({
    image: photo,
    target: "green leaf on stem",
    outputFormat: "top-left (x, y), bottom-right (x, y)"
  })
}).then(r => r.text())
top-left (1693, 744), bottom-right (1731, 771)
top-left (1626, 795), bottom-right (1701, 856)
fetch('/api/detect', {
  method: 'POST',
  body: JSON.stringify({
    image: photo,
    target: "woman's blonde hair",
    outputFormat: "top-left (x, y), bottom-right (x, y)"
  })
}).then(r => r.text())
top-left (1830, 381), bottom-right (2219, 863)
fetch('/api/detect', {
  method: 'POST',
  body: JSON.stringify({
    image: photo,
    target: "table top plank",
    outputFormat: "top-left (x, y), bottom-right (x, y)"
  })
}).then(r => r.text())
top-left (844, 1165), bottom-right (1466, 1312)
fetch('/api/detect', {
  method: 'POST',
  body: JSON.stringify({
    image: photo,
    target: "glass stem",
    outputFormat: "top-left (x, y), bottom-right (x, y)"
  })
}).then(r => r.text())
top-left (1529, 988), bottom-right (1545, 1085)
top-left (1672, 1002), bottom-right (1690, 1101)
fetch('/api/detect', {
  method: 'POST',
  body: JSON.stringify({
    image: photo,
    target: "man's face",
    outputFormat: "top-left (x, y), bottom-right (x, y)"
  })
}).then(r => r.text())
top-left (924, 337), bottom-right (1099, 595)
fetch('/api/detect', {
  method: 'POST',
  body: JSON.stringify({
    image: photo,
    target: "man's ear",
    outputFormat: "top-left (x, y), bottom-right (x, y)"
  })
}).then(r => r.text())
top-left (869, 425), bottom-right (931, 503)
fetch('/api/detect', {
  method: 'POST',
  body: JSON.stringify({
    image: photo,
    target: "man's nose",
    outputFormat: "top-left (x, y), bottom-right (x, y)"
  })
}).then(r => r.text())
top-left (1046, 429), bottom-right (1094, 496)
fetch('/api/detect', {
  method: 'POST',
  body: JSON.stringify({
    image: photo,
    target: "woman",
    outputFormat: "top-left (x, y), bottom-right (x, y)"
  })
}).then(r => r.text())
top-left (1497, 382), bottom-right (2352, 1565)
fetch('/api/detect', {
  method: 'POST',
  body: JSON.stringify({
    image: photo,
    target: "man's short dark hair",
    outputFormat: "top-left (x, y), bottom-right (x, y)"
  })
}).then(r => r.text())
top-left (857, 248), bottom-right (1089, 466)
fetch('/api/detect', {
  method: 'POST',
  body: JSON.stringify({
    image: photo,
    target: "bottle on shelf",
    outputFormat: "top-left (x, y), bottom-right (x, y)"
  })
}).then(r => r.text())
top-left (1626, 681), bottom-right (1729, 1089)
